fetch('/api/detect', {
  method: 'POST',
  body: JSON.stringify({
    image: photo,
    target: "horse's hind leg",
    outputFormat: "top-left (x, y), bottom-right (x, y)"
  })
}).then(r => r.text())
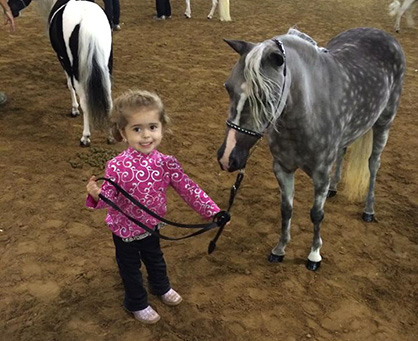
top-left (208, 0), bottom-right (218, 19)
top-left (76, 90), bottom-right (91, 147)
top-left (66, 75), bottom-right (80, 117)
top-left (307, 169), bottom-right (331, 271)
top-left (328, 147), bottom-right (347, 197)
top-left (269, 162), bottom-right (295, 263)
top-left (184, 0), bottom-right (191, 18)
top-left (362, 125), bottom-right (391, 222)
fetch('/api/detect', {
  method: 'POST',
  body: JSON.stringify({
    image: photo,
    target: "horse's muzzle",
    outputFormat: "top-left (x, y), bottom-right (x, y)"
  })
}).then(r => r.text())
top-left (217, 146), bottom-right (249, 172)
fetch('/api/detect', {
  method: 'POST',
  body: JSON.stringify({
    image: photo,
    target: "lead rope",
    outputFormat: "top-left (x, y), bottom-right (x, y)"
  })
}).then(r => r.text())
top-left (208, 137), bottom-right (263, 253)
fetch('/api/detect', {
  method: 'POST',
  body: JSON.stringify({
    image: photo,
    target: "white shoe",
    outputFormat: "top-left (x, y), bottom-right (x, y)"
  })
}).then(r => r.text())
top-left (132, 305), bottom-right (160, 324)
top-left (161, 288), bottom-right (183, 306)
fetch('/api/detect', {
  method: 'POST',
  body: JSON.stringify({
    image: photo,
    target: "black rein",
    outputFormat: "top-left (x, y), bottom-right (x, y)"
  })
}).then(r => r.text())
top-left (96, 173), bottom-right (244, 253)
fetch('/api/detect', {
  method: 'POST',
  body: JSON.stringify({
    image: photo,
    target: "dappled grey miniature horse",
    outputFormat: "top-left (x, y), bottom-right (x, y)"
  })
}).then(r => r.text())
top-left (8, 0), bottom-right (113, 146)
top-left (217, 28), bottom-right (405, 270)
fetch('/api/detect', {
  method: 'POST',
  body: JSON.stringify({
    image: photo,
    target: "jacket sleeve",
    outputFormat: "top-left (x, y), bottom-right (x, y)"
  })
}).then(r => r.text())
top-left (167, 156), bottom-right (221, 220)
top-left (85, 160), bottom-right (120, 209)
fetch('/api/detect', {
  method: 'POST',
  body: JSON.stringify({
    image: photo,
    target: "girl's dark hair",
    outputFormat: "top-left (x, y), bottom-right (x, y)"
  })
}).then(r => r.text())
top-left (110, 89), bottom-right (170, 142)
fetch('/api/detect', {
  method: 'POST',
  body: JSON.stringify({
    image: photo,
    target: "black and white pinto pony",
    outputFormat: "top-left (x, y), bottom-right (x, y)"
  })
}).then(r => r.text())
top-left (389, 0), bottom-right (416, 32)
top-left (217, 28), bottom-right (405, 270)
top-left (184, 0), bottom-right (231, 21)
top-left (8, 0), bottom-right (113, 146)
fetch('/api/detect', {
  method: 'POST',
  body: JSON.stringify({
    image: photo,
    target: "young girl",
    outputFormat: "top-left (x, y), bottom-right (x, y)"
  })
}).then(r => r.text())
top-left (86, 90), bottom-right (221, 324)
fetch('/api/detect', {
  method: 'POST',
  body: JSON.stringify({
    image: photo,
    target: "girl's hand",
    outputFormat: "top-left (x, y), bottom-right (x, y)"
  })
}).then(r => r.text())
top-left (3, 9), bottom-right (15, 32)
top-left (213, 211), bottom-right (231, 226)
top-left (86, 175), bottom-right (101, 202)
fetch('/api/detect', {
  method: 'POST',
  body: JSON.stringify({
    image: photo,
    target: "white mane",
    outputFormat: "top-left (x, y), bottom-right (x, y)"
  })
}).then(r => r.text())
top-left (243, 42), bottom-right (283, 132)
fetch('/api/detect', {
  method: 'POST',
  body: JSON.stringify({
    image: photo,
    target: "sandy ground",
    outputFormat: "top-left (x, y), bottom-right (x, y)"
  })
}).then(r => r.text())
top-left (0, 0), bottom-right (417, 340)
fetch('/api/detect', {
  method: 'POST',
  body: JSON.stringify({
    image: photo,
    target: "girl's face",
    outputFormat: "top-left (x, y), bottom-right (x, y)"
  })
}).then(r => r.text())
top-left (120, 108), bottom-right (163, 154)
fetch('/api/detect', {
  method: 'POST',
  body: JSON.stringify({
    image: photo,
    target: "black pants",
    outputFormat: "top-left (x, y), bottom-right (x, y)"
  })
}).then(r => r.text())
top-left (112, 233), bottom-right (171, 311)
top-left (102, 0), bottom-right (120, 26)
top-left (155, 0), bottom-right (171, 17)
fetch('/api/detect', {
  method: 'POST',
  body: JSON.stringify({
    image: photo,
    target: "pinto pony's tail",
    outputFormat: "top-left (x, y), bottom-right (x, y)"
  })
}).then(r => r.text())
top-left (79, 29), bottom-right (113, 130)
top-left (343, 130), bottom-right (373, 201)
top-left (219, 0), bottom-right (232, 21)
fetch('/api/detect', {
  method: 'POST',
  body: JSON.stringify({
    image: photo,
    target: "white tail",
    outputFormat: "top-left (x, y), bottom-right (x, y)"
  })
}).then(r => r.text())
top-left (219, 0), bottom-right (231, 21)
top-left (343, 130), bottom-right (373, 201)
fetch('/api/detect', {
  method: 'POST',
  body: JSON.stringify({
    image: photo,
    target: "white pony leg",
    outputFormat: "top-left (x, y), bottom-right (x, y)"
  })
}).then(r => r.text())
top-left (208, 0), bottom-right (218, 19)
top-left (66, 75), bottom-right (80, 117)
top-left (75, 87), bottom-right (91, 146)
top-left (218, 0), bottom-right (231, 22)
top-left (184, 0), bottom-right (191, 18)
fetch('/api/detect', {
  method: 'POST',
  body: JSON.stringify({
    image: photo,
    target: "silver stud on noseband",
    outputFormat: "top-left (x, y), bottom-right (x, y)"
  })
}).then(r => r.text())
top-left (226, 120), bottom-right (263, 139)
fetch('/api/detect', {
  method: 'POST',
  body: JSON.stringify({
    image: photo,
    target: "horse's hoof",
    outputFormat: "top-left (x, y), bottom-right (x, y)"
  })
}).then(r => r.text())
top-left (80, 138), bottom-right (91, 147)
top-left (184, 14), bottom-right (191, 19)
top-left (362, 212), bottom-right (375, 222)
top-left (327, 189), bottom-right (337, 198)
top-left (268, 253), bottom-right (284, 263)
top-left (306, 260), bottom-right (321, 271)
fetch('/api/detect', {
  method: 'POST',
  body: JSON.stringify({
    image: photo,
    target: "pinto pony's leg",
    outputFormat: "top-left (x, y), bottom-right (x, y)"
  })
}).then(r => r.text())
top-left (328, 147), bottom-right (347, 197)
top-left (75, 84), bottom-right (91, 146)
top-left (269, 162), bottom-right (295, 263)
top-left (184, 0), bottom-right (191, 18)
top-left (66, 75), bottom-right (80, 117)
top-left (207, 0), bottom-right (218, 19)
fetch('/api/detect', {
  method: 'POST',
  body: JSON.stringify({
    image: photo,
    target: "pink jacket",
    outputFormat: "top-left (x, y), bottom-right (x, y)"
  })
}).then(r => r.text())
top-left (86, 148), bottom-right (221, 239)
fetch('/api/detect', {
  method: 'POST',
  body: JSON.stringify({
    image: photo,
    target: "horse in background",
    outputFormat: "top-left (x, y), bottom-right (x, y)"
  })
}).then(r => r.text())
top-left (184, 0), bottom-right (231, 21)
top-left (217, 28), bottom-right (405, 270)
top-left (389, 0), bottom-right (417, 32)
top-left (8, 0), bottom-right (113, 146)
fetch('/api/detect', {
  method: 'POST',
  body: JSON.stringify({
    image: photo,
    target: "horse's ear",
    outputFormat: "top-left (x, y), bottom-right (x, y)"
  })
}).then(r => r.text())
top-left (224, 39), bottom-right (255, 55)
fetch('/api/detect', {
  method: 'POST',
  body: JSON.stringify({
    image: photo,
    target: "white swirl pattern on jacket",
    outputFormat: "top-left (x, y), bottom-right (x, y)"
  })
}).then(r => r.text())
top-left (86, 148), bottom-right (220, 239)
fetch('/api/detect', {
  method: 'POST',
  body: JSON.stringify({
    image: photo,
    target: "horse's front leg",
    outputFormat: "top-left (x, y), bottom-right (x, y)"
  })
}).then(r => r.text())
top-left (66, 75), bottom-right (80, 117)
top-left (207, 0), bottom-right (218, 19)
top-left (184, 0), bottom-right (191, 18)
top-left (269, 162), bottom-right (295, 263)
top-left (307, 170), bottom-right (331, 271)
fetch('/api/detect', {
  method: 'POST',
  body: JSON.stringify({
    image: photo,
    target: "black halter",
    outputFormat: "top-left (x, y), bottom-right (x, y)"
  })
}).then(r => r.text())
top-left (226, 38), bottom-right (287, 139)
top-left (226, 120), bottom-right (263, 139)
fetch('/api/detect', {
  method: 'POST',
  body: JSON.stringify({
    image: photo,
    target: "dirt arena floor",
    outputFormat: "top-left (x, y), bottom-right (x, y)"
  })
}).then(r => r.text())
top-left (0, 0), bottom-right (417, 340)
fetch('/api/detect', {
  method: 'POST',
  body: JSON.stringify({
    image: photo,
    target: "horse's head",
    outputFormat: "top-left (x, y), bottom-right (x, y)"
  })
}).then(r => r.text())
top-left (217, 38), bottom-right (287, 172)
